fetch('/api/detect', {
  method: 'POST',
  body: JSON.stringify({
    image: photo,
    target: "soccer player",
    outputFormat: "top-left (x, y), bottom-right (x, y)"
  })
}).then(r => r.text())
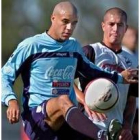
top-left (75, 7), bottom-right (138, 140)
top-left (1, 2), bottom-right (137, 140)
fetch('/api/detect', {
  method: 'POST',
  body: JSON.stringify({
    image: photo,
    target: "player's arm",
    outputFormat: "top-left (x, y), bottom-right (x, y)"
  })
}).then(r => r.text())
top-left (119, 96), bottom-right (136, 140)
top-left (74, 83), bottom-right (93, 118)
top-left (122, 78), bottom-right (138, 129)
top-left (119, 82), bottom-right (138, 140)
top-left (123, 96), bottom-right (136, 129)
top-left (76, 43), bottom-right (138, 84)
top-left (2, 70), bottom-right (20, 124)
top-left (2, 42), bottom-right (33, 123)
top-left (2, 60), bottom-right (20, 123)
top-left (73, 83), bottom-right (85, 105)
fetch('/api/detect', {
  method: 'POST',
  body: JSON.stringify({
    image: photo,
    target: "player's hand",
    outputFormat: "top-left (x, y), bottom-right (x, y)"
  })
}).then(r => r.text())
top-left (7, 99), bottom-right (20, 124)
top-left (118, 129), bottom-right (133, 140)
top-left (84, 103), bottom-right (107, 121)
top-left (90, 111), bottom-right (107, 122)
top-left (121, 69), bottom-right (138, 84)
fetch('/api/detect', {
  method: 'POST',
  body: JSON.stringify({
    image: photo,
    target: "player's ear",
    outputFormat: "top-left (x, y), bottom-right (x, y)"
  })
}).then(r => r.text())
top-left (101, 22), bottom-right (105, 31)
top-left (51, 14), bottom-right (55, 22)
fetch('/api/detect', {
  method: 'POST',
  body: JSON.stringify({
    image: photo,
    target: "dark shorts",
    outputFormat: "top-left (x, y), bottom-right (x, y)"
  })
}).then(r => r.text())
top-left (21, 100), bottom-right (92, 140)
top-left (21, 100), bottom-right (58, 140)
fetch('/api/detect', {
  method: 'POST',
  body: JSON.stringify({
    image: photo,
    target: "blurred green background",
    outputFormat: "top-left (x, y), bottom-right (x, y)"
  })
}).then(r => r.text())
top-left (2, 0), bottom-right (138, 140)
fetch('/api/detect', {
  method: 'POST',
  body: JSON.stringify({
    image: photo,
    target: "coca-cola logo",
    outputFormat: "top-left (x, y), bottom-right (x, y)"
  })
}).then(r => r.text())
top-left (45, 66), bottom-right (75, 79)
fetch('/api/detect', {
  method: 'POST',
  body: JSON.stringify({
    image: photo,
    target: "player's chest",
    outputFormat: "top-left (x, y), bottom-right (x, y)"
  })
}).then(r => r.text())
top-left (96, 50), bottom-right (133, 72)
top-left (30, 57), bottom-right (77, 79)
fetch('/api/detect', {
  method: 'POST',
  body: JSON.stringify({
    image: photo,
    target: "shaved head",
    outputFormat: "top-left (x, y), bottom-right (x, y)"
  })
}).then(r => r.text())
top-left (103, 7), bottom-right (127, 23)
top-left (48, 1), bottom-right (78, 41)
top-left (52, 1), bottom-right (78, 16)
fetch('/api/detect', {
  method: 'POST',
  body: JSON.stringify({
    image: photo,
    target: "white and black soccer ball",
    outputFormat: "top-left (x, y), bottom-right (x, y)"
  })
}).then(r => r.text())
top-left (84, 78), bottom-right (119, 113)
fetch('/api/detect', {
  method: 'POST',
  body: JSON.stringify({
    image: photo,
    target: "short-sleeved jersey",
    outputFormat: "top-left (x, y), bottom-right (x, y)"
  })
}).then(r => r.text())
top-left (2, 33), bottom-right (122, 109)
top-left (79, 42), bottom-right (138, 130)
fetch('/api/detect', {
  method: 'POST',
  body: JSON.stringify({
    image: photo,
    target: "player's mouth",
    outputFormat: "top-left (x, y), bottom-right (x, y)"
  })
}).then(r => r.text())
top-left (111, 33), bottom-right (118, 37)
top-left (63, 32), bottom-right (71, 37)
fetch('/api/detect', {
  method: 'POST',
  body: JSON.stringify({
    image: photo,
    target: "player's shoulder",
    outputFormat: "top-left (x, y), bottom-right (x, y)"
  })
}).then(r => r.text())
top-left (69, 37), bottom-right (80, 45)
top-left (84, 42), bottom-right (106, 50)
top-left (18, 33), bottom-right (43, 49)
top-left (89, 42), bottom-right (101, 48)
top-left (83, 42), bottom-right (106, 53)
top-left (67, 37), bottom-right (82, 51)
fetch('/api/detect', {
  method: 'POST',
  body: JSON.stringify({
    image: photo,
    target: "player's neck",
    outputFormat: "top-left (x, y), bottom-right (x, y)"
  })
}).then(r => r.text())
top-left (47, 28), bottom-right (65, 42)
top-left (102, 41), bottom-right (122, 52)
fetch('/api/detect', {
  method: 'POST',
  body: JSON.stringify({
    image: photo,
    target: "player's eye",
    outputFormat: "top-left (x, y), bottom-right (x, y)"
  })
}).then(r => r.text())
top-left (62, 19), bottom-right (69, 24)
top-left (109, 23), bottom-right (115, 26)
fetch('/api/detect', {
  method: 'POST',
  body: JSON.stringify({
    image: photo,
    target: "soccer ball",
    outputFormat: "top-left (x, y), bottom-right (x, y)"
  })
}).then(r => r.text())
top-left (85, 78), bottom-right (119, 113)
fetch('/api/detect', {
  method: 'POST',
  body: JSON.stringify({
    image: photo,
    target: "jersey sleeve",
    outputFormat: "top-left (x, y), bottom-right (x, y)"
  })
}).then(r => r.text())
top-left (79, 45), bottom-right (96, 91)
top-left (1, 41), bottom-right (34, 106)
top-left (83, 45), bottom-right (95, 63)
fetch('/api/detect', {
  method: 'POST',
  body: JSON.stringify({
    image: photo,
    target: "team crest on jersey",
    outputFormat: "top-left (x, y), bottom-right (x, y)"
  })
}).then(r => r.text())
top-left (3, 65), bottom-right (13, 74)
top-left (52, 89), bottom-right (70, 95)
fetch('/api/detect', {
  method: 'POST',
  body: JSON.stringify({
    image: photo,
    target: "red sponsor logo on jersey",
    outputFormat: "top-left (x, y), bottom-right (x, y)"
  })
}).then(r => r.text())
top-left (52, 82), bottom-right (71, 87)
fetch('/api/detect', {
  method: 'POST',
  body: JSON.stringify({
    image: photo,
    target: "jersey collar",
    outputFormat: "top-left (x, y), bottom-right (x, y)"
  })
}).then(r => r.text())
top-left (100, 42), bottom-right (122, 54)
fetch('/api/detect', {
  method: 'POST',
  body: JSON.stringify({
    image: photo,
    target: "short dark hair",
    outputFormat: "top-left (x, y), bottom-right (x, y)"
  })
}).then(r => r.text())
top-left (103, 7), bottom-right (127, 23)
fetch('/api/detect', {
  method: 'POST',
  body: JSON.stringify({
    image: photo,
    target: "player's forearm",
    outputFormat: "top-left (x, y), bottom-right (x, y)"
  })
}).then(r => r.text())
top-left (123, 96), bottom-right (136, 130)
top-left (73, 84), bottom-right (85, 105)
top-left (1, 77), bottom-right (17, 106)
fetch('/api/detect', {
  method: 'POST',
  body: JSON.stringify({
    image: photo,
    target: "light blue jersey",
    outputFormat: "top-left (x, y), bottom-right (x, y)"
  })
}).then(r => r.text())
top-left (2, 32), bottom-right (122, 108)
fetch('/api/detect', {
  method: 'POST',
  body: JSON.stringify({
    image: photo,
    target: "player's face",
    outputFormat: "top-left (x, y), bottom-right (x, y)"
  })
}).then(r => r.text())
top-left (51, 11), bottom-right (78, 41)
top-left (102, 14), bottom-right (127, 45)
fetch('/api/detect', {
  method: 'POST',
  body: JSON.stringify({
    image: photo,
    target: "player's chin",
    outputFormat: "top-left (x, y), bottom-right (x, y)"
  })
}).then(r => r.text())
top-left (60, 37), bottom-right (69, 41)
top-left (62, 34), bottom-right (71, 40)
top-left (110, 38), bottom-right (120, 44)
